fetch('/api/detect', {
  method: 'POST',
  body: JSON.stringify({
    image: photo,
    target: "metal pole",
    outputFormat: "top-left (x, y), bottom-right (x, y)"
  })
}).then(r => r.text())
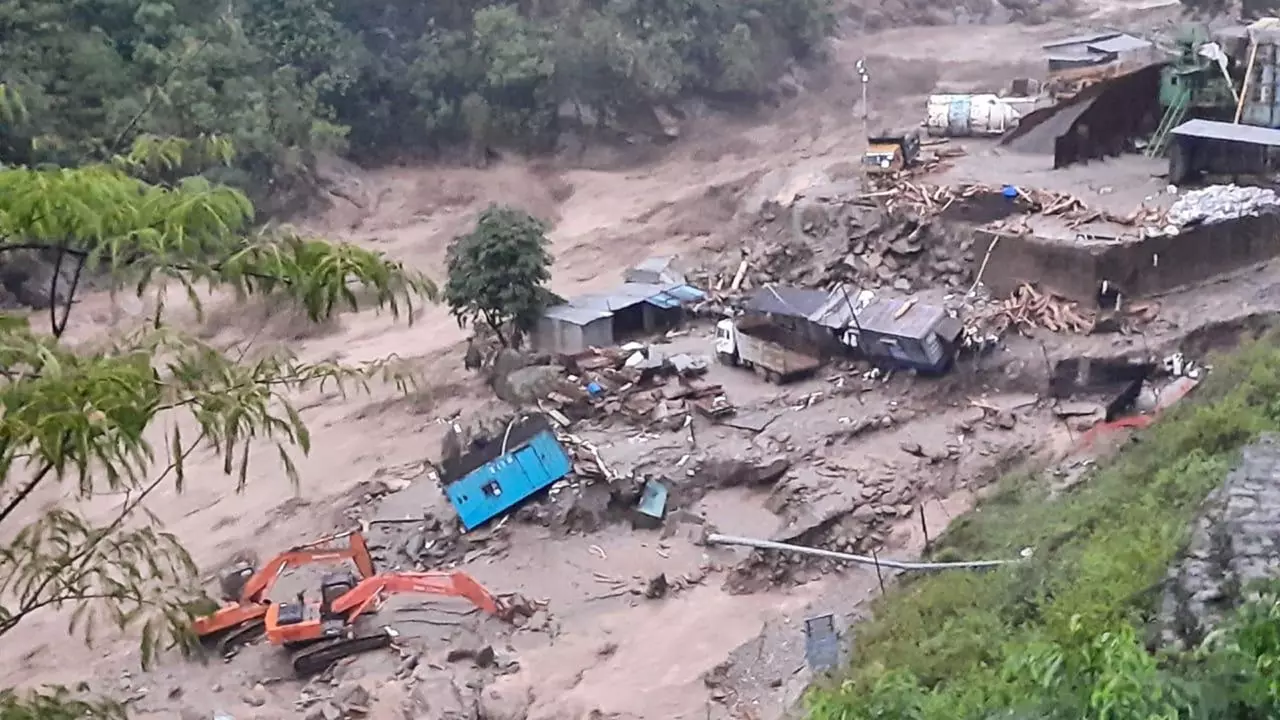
top-left (871, 547), bottom-right (885, 594)
top-left (1236, 38), bottom-right (1259, 124)
top-left (919, 505), bottom-right (930, 549)
top-left (705, 533), bottom-right (1018, 571)
top-left (838, 284), bottom-right (864, 351)
top-left (856, 59), bottom-right (870, 130)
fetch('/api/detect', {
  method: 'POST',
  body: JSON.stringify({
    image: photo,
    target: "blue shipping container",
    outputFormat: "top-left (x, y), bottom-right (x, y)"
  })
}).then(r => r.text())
top-left (444, 429), bottom-right (573, 531)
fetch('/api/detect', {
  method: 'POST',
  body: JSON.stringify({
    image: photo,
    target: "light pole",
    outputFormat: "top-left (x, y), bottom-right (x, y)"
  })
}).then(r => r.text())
top-left (856, 59), bottom-right (870, 130)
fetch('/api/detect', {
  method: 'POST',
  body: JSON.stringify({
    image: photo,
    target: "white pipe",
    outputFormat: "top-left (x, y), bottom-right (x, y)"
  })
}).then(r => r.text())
top-left (705, 533), bottom-right (1020, 572)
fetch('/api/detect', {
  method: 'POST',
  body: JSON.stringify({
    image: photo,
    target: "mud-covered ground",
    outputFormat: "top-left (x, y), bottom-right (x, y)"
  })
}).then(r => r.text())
top-left (7, 0), bottom-right (1255, 719)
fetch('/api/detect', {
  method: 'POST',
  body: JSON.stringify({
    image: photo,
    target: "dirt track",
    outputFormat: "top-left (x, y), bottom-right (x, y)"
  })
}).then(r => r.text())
top-left (0, 1), bottom-right (1206, 719)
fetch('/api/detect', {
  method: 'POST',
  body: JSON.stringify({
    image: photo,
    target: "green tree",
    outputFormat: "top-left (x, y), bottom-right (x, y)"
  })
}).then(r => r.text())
top-left (0, 0), bottom-right (837, 201)
top-left (444, 204), bottom-right (554, 348)
top-left (0, 122), bottom-right (435, 716)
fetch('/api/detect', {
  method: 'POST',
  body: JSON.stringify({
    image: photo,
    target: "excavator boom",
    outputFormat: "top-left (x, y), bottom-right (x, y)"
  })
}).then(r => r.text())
top-left (332, 570), bottom-right (505, 619)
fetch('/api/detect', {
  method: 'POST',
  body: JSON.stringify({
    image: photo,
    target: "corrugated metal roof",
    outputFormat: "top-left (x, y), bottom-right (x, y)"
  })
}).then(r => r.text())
top-left (1087, 34), bottom-right (1151, 54)
top-left (857, 298), bottom-right (947, 340)
top-left (645, 292), bottom-right (683, 310)
top-left (664, 284), bottom-right (706, 302)
top-left (746, 284), bottom-right (864, 329)
top-left (745, 286), bottom-right (830, 318)
top-left (809, 285), bottom-right (862, 329)
top-left (1171, 119), bottom-right (1280, 147)
top-left (1043, 32), bottom-right (1120, 50)
top-left (543, 304), bottom-right (612, 326)
top-left (548, 282), bottom-right (704, 323)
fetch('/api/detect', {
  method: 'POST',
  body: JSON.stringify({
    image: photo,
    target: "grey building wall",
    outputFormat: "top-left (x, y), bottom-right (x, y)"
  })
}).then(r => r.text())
top-left (534, 316), bottom-right (614, 355)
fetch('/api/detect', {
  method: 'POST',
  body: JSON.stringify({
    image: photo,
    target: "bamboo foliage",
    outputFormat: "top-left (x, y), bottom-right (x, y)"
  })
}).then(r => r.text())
top-left (0, 89), bottom-right (435, 715)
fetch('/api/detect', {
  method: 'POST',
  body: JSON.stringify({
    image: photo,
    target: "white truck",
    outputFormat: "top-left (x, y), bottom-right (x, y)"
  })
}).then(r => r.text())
top-left (714, 316), bottom-right (822, 384)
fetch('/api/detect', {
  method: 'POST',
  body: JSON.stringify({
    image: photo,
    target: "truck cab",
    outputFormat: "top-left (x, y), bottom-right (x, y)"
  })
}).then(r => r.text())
top-left (714, 319), bottom-right (738, 364)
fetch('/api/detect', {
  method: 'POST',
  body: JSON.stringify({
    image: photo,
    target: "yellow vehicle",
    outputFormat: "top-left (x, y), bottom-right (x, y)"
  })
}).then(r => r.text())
top-left (862, 130), bottom-right (921, 174)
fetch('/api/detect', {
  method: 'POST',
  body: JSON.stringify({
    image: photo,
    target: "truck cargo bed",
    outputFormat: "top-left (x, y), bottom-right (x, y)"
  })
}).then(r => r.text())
top-left (732, 319), bottom-right (822, 383)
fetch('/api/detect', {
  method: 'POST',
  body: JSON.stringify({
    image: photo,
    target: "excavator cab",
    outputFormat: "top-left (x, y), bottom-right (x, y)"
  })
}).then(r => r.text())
top-left (319, 571), bottom-right (359, 619)
top-left (219, 562), bottom-right (256, 601)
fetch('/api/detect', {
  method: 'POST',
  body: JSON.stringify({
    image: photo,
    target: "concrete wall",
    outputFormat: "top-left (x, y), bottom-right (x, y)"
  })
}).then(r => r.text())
top-left (972, 211), bottom-right (1280, 305)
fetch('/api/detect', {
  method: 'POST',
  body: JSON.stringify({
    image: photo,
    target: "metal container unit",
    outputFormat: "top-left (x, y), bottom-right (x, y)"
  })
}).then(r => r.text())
top-left (1240, 20), bottom-right (1280, 128)
top-left (444, 421), bottom-right (572, 531)
top-left (925, 94), bottom-right (1026, 137)
top-left (853, 298), bottom-right (959, 374)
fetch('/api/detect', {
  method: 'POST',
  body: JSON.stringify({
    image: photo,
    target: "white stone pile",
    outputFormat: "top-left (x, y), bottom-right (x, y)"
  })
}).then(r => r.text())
top-left (1163, 184), bottom-right (1280, 229)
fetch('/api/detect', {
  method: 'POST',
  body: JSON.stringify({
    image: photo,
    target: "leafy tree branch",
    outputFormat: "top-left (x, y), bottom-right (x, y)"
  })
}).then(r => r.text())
top-left (0, 102), bottom-right (437, 715)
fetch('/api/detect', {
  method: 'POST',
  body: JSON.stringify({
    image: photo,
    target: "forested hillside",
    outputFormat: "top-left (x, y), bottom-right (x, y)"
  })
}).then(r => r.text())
top-left (0, 0), bottom-right (834, 208)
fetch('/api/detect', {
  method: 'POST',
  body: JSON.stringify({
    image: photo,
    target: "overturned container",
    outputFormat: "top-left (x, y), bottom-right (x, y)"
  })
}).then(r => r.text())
top-left (925, 94), bottom-right (1029, 137)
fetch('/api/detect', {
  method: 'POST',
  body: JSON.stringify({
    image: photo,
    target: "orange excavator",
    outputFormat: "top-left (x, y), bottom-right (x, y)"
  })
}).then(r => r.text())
top-left (264, 569), bottom-right (510, 675)
top-left (193, 529), bottom-right (377, 652)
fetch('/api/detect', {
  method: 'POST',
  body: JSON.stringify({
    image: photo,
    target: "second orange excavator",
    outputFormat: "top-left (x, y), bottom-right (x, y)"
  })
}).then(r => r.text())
top-left (193, 529), bottom-right (377, 652)
top-left (265, 569), bottom-right (510, 675)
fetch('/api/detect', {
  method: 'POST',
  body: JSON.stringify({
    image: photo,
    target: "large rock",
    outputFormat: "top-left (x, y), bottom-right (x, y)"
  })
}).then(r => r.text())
top-left (701, 455), bottom-right (792, 488)
top-left (408, 675), bottom-right (478, 720)
top-left (1161, 433), bottom-right (1280, 647)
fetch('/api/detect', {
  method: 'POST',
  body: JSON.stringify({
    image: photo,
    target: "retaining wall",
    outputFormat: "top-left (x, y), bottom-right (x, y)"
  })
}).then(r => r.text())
top-left (971, 211), bottom-right (1280, 305)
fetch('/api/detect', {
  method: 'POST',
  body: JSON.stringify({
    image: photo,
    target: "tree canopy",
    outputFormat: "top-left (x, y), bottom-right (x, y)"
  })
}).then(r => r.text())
top-left (0, 117), bottom-right (435, 716)
top-left (445, 204), bottom-right (555, 348)
top-left (0, 0), bottom-right (836, 206)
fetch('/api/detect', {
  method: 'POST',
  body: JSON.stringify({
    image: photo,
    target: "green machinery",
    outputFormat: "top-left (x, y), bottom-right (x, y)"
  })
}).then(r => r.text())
top-left (1148, 26), bottom-right (1240, 157)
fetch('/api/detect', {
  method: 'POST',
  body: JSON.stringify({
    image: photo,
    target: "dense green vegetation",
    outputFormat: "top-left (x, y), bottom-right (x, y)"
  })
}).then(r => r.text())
top-left (0, 0), bottom-right (835, 208)
top-left (807, 338), bottom-right (1280, 719)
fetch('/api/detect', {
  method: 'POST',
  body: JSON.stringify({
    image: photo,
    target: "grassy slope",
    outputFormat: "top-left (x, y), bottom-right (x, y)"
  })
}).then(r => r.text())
top-left (807, 338), bottom-right (1280, 719)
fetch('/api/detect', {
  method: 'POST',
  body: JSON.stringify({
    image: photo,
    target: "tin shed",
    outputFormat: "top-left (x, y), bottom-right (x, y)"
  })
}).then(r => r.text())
top-left (535, 281), bottom-right (705, 354)
top-left (535, 305), bottom-right (614, 356)
top-left (855, 298), bottom-right (954, 373)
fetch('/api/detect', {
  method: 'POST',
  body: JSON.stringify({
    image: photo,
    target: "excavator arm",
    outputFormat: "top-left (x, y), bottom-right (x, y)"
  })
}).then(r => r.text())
top-left (237, 531), bottom-right (376, 603)
top-left (330, 571), bottom-right (508, 623)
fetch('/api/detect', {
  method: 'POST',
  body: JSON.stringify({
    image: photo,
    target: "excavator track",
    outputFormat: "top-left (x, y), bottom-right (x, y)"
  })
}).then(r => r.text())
top-left (216, 619), bottom-right (266, 655)
top-left (290, 632), bottom-right (393, 676)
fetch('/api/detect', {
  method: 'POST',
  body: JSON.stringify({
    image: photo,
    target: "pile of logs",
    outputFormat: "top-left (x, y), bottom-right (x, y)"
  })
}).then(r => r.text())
top-left (969, 283), bottom-right (1161, 337)
top-left (870, 176), bottom-right (1153, 232)
top-left (981, 283), bottom-right (1095, 334)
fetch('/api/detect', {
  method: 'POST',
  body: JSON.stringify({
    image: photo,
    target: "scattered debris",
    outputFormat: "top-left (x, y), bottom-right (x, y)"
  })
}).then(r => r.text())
top-left (1159, 184), bottom-right (1280, 232)
top-left (542, 346), bottom-right (734, 428)
top-left (633, 479), bottom-right (669, 529)
top-left (803, 614), bottom-right (841, 674)
top-left (644, 573), bottom-right (670, 599)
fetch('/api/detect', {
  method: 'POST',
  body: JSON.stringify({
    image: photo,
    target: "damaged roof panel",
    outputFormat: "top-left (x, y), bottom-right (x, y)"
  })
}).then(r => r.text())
top-left (550, 281), bottom-right (704, 319)
top-left (543, 304), bottom-right (613, 326)
top-left (745, 285), bottom-right (831, 318)
top-left (857, 298), bottom-right (948, 340)
top-left (1171, 119), bottom-right (1280, 147)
